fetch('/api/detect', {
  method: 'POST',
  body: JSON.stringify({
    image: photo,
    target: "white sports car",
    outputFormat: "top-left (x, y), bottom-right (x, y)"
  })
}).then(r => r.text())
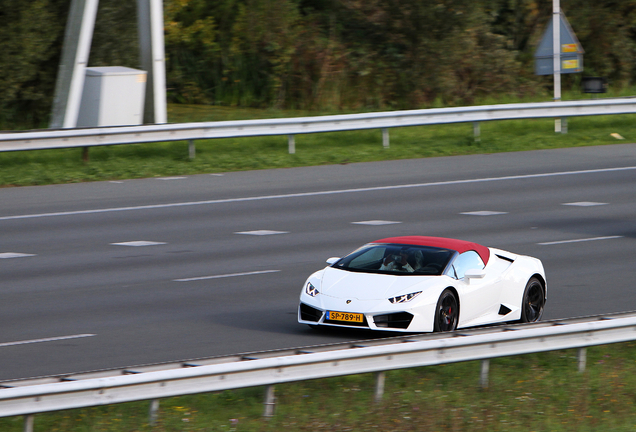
top-left (298, 236), bottom-right (546, 332)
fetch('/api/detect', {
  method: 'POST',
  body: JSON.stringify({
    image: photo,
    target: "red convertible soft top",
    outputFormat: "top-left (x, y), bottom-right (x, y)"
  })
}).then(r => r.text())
top-left (372, 236), bottom-right (490, 265)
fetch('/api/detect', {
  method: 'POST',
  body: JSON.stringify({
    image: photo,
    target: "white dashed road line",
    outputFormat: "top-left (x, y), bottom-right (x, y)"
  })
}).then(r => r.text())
top-left (0, 252), bottom-right (36, 259)
top-left (461, 211), bottom-right (508, 216)
top-left (174, 270), bottom-right (280, 282)
top-left (1, 165), bottom-right (634, 221)
top-left (538, 236), bottom-right (623, 246)
top-left (110, 241), bottom-right (167, 247)
top-left (0, 334), bottom-right (96, 348)
top-left (352, 220), bottom-right (401, 225)
top-left (235, 230), bottom-right (288, 236)
top-left (562, 202), bottom-right (608, 207)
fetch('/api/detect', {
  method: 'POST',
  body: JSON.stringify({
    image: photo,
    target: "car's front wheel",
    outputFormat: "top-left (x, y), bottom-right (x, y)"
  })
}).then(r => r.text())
top-left (520, 277), bottom-right (545, 323)
top-left (434, 289), bottom-right (459, 332)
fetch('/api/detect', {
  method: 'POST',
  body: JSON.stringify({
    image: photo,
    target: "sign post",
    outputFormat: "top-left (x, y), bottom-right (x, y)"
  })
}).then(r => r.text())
top-left (553, 0), bottom-right (561, 132)
top-left (534, 2), bottom-right (584, 133)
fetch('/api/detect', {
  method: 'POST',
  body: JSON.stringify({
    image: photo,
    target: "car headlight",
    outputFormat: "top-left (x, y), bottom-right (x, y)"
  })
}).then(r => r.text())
top-left (305, 282), bottom-right (320, 297)
top-left (388, 291), bottom-right (421, 304)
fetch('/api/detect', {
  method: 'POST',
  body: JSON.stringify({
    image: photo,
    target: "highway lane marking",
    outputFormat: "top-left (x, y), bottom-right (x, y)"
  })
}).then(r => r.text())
top-left (0, 334), bottom-right (96, 348)
top-left (562, 202), bottom-right (608, 207)
top-left (110, 241), bottom-right (167, 246)
top-left (0, 252), bottom-right (36, 259)
top-left (1, 165), bottom-right (636, 221)
top-left (157, 177), bottom-right (187, 180)
top-left (235, 230), bottom-right (288, 236)
top-left (538, 236), bottom-right (623, 246)
top-left (461, 211), bottom-right (508, 216)
top-left (352, 220), bottom-right (401, 225)
top-left (173, 270), bottom-right (280, 282)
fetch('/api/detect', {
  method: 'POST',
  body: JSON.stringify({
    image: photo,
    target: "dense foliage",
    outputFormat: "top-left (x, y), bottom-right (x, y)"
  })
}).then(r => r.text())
top-left (2, 0), bottom-right (636, 128)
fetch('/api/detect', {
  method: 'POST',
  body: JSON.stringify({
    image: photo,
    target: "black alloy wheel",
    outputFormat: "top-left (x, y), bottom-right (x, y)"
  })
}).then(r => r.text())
top-left (520, 277), bottom-right (545, 323)
top-left (434, 289), bottom-right (459, 332)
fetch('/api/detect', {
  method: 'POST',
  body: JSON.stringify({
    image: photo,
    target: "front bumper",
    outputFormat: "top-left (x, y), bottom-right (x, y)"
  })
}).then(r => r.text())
top-left (299, 302), bottom-right (416, 331)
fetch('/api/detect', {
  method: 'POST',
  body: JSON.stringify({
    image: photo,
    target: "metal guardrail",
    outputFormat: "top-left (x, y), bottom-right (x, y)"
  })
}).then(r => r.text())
top-left (1, 98), bottom-right (635, 154)
top-left (2, 311), bottom-right (636, 421)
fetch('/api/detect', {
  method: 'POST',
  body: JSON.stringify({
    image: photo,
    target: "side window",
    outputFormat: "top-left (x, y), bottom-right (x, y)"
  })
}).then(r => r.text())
top-left (450, 251), bottom-right (484, 280)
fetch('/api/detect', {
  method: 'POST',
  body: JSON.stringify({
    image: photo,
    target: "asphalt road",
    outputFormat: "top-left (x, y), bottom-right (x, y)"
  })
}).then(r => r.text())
top-left (1, 144), bottom-right (636, 381)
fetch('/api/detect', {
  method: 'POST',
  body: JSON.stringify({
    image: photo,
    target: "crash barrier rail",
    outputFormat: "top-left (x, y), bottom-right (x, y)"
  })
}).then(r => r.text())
top-left (3, 311), bottom-right (636, 431)
top-left (1, 98), bottom-right (636, 157)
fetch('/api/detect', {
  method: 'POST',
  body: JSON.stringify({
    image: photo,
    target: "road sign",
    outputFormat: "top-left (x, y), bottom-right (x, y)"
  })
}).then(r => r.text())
top-left (535, 11), bottom-right (584, 75)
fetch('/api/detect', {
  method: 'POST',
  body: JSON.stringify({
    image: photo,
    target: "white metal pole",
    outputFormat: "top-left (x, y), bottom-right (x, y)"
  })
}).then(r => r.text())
top-left (149, 0), bottom-right (167, 124)
top-left (553, 0), bottom-right (561, 132)
top-left (374, 371), bottom-right (386, 403)
top-left (137, 0), bottom-right (167, 124)
top-left (480, 359), bottom-right (490, 389)
top-left (263, 385), bottom-right (276, 417)
top-left (148, 399), bottom-right (160, 425)
top-left (578, 347), bottom-right (587, 372)
top-left (50, 0), bottom-right (99, 129)
top-left (23, 414), bottom-right (34, 432)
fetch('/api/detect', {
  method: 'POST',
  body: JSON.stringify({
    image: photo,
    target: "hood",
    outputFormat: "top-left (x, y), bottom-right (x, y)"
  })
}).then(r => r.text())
top-left (320, 267), bottom-right (438, 300)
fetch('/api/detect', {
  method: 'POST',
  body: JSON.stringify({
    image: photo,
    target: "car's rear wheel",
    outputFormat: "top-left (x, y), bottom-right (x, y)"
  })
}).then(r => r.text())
top-left (434, 289), bottom-right (459, 332)
top-left (520, 277), bottom-right (545, 323)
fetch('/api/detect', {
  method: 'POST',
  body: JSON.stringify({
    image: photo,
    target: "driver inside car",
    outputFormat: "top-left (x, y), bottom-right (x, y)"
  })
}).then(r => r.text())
top-left (380, 250), bottom-right (424, 273)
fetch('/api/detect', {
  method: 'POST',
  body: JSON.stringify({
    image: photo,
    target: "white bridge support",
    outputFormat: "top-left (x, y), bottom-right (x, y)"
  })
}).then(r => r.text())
top-left (50, 0), bottom-right (166, 128)
top-left (137, 0), bottom-right (167, 124)
top-left (49, 0), bottom-right (99, 129)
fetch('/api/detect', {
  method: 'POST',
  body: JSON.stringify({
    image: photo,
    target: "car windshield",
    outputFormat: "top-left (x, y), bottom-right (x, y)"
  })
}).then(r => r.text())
top-left (333, 243), bottom-right (455, 276)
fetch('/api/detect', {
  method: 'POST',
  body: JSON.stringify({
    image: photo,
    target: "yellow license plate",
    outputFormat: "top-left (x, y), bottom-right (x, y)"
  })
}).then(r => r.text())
top-left (326, 311), bottom-right (363, 323)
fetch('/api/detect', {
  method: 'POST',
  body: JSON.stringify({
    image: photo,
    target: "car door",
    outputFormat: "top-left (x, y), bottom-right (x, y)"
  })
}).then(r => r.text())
top-left (449, 251), bottom-right (502, 326)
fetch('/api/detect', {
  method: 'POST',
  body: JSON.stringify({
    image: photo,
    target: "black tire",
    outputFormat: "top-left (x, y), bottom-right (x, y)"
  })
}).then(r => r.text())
top-left (520, 277), bottom-right (545, 323)
top-left (434, 289), bottom-right (459, 332)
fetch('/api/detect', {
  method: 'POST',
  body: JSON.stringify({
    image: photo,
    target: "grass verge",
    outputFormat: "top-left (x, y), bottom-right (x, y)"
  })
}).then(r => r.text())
top-left (0, 103), bottom-right (635, 187)
top-left (1, 343), bottom-right (635, 431)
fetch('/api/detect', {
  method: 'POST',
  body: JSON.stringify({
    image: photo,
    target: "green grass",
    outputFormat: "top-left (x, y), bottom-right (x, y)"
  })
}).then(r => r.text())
top-left (1, 109), bottom-right (635, 187)
top-left (2, 86), bottom-right (636, 187)
top-left (1, 343), bottom-right (635, 431)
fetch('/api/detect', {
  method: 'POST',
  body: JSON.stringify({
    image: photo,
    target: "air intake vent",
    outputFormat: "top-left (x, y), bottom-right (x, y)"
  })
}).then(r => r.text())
top-left (373, 312), bottom-right (414, 329)
top-left (498, 305), bottom-right (512, 315)
top-left (300, 303), bottom-right (323, 322)
top-left (496, 254), bottom-right (515, 263)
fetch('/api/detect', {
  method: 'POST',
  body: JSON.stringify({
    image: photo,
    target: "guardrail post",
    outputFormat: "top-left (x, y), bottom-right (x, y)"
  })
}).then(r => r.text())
top-left (382, 128), bottom-right (389, 148)
top-left (480, 359), bottom-right (490, 389)
top-left (288, 135), bottom-right (295, 154)
top-left (23, 414), bottom-right (34, 432)
top-left (263, 385), bottom-right (276, 417)
top-left (82, 146), bottom-right (89, 163)
top-left (374, 371), bottom-right (386, 403)
top-left (188, 139), bottom-right (195, 159)
top-left (149, 399), bottom-right (160, 425)
top-left (561, 117), bottom-right (568, 134)
top-left (473, 122), bottom-right (481, 142)
top-left (577, 347), bottom-right (587, 372)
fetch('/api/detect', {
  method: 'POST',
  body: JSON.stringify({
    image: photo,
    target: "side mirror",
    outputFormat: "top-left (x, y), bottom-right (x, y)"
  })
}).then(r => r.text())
top-left (326, 257), bottom-right (340, 266)
top-left (464, 268), bottom-right (486, 283)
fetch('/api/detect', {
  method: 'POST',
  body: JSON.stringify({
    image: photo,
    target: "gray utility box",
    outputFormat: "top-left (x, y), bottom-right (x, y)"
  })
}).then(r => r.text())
top-left (77, 66), bottom-right (147, 127)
